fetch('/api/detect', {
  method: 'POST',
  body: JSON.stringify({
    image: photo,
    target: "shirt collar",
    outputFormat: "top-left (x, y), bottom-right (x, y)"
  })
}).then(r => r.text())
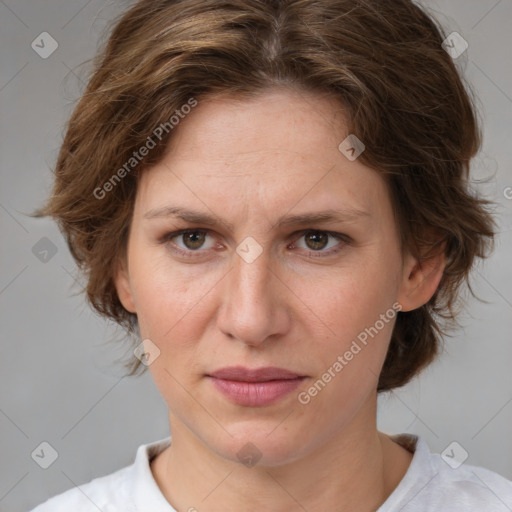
top-left (131, 436), bottom-right (175, 511)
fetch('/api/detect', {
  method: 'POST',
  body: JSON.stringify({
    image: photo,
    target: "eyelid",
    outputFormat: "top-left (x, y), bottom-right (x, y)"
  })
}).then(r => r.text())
top-left (289, 230), bottom-right (351, 257)
top-left (160, 228), bottom-right (351, 258)
top-left (159, 228), bottom-right (217, 257)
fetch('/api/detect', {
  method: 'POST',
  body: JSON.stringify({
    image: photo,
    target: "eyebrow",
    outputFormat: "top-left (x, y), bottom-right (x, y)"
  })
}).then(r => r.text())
top-left (143, 205), bottom-right (370, 230)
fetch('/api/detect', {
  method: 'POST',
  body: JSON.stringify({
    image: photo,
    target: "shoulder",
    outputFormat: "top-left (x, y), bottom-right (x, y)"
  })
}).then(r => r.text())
top-left (28, 437), bottom-right (172, 512)
top-left (427, 453), bottom-right (512, 510)
top-left (383, 435), bottom-right (512, 512)
top-left (29, 464), bottom-right (132, 512)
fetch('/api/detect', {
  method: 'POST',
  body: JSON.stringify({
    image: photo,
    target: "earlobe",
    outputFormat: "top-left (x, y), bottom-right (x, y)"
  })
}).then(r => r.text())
top-left (114, 258), bottom-right (137, 314)
top-left (397, 247), bottom-right (446, 312)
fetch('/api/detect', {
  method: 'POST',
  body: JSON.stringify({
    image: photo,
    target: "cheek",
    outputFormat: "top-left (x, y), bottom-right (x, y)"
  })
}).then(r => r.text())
top-left (310, 260), bottom-right (398, 337)
top-left (128, 248), bottom-right (212, 337)
top-left (128, 251), bottom-right (220, 393)
top-left (299, 255), bottom-right (400, 394)
top-left (296, 276), bottom-right (398, 426)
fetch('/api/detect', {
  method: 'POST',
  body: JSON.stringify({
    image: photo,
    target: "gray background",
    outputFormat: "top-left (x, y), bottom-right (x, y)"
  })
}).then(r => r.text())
top-left (1, 1), bottom-right (511, 511)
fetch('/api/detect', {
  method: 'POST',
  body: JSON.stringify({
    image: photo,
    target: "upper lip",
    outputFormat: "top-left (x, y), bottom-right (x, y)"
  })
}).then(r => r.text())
top-left (208, 366), bottom-right (304, 382)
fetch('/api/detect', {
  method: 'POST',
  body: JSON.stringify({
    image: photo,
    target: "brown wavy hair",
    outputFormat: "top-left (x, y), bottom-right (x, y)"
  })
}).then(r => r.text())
top-left (32, 0), bottom-right (496, 391)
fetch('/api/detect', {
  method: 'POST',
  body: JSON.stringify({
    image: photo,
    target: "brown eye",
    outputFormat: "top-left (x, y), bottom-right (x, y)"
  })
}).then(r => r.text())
top-left (161, 228), bottom-right (349, 260)
top-left (292, 230), bottom-right (348, 258)
top-left (304, 231), bottom-right (329, 251)
top-left (180, 231), bottom-right (207, 250)
top-left (163, 229), bottom-right (216, 257)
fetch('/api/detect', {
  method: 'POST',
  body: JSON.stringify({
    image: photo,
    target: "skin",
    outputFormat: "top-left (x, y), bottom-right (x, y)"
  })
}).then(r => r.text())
top-left (114, 86), bottom-right (445, 511)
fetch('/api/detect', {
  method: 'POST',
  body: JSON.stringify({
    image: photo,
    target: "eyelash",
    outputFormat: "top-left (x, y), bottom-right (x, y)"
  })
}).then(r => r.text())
top-left (159, 228), bottom-right (351, 259)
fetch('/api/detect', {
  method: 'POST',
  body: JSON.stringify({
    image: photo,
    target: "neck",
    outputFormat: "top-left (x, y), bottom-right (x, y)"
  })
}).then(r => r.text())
top-left (151, 396), bottom-right (413, 512)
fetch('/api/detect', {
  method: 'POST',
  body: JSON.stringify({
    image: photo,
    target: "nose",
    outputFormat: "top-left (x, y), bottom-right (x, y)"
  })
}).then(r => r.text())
top-left (217, 247), bottom-right (291, 347)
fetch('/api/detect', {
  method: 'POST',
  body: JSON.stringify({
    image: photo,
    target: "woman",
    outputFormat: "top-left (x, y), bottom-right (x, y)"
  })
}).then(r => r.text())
top-left (30, 0), bottom-right (512, 510)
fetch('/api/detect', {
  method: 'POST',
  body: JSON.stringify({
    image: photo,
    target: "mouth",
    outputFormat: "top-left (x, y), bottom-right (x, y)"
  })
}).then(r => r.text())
top-left (206, 366), bottom-right (307, 407)
top-left (207, 365), bottom-right (305, 382)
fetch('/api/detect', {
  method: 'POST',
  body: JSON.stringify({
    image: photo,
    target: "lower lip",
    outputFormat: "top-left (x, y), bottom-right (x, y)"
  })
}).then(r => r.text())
top-left (208, 376), bottom-right (305, 406)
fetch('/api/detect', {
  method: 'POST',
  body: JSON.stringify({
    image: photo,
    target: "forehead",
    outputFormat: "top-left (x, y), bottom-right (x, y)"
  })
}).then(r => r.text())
top-left (163, 87), bottom-right (347, 164)
top-left (134, 87), bottom-right (391, 224)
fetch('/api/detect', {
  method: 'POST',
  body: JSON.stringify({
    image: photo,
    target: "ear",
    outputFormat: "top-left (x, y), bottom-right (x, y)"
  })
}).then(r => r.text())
top-left (113, 256), bottom-right (137, 314)
top-left (397, 242), bottom-right (446, 312)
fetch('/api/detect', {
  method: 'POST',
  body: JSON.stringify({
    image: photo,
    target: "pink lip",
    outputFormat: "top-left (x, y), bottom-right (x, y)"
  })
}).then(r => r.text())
top-left (207, 366), bottom-right (306, 407)
top-left (208, 366), bottom-right (303, 382)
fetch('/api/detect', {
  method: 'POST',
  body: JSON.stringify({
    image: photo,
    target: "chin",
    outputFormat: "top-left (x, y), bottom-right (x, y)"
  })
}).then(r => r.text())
top-left (209, 422), bottom-right (312, 468)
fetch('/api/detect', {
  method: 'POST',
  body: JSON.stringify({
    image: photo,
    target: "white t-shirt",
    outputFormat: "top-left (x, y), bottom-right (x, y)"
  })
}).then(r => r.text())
top-left (29, 434), bottom-right (512, 511)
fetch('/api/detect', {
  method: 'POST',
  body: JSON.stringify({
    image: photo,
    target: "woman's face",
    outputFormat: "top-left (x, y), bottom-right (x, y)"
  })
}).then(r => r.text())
top-left (115, 87), bottom-right (428, 466)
